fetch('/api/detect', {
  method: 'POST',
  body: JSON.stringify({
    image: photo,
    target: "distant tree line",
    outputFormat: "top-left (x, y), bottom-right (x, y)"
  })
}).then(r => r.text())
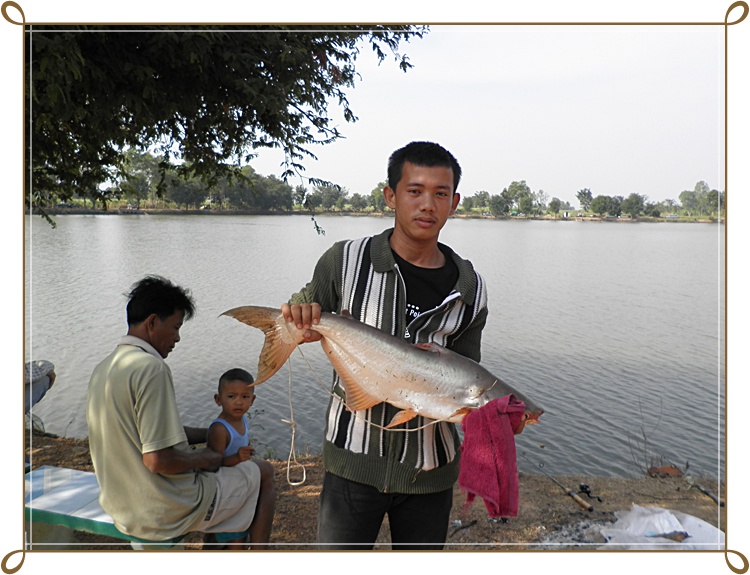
top-left (72, 150), bottom-right (389, 213)
top-left (50, 151), bottom-right (724, 223)
top-left (459, 180), bottom-right (724, 220)
top-left (459, 181), bottom-right (573, 217)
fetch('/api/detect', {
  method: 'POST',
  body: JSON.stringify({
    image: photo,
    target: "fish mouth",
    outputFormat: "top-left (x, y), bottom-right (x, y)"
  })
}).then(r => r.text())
top-left (524, 410), bottom-right (544, 425)
top-left (513, 410), bottom-right (544, 435)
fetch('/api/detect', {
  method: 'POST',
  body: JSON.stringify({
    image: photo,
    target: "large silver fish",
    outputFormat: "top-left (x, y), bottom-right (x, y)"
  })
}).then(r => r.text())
top-left (222, 305), bottom-right (543, 430)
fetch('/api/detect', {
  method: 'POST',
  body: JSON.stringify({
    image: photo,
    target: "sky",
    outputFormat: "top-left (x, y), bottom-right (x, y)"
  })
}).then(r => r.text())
top-left (1, 1), bottom-right (748, 574)
top-left (249, 24), bottom-right (725, 207)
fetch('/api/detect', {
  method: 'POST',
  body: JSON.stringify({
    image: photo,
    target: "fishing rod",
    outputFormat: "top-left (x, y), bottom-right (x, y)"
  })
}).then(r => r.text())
top-left (519, 451), bottom-right (594, 512)
top-left (685, 474), bottom-right (725, 507)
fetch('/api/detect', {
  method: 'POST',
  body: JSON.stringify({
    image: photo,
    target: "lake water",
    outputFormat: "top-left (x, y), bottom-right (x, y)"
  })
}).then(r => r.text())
top-left (24, 214), bottom-right (725, 479)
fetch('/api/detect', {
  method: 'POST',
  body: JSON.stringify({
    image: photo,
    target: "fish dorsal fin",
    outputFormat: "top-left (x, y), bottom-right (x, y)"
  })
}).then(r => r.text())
top-left (385, 409), bottom-right (418, 429)
top-left (340, 309), bottom-right (354, 319)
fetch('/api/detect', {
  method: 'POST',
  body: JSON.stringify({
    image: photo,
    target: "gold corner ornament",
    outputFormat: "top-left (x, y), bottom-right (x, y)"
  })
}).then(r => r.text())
top-left (1, 550), bottom-right (24, 575)
top-left (726, 1), bottom-right (749, 25)
top-left (726, 549), bottom-right (750, 574)
top-left (1, 1), bottom-right (24, 26)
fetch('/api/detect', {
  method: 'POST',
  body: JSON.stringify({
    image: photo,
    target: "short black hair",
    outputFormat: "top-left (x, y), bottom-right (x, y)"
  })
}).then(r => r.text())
top-left (218, 368), bottom-right (255, 393)
top-left (125, 275), bottom-right (196, 326)
top-left (387, 141), bottom-right (462, 192)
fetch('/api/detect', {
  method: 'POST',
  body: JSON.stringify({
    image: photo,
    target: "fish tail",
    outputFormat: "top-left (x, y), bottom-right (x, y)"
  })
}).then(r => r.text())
top-left (221, 305), bottom-right (299, 385)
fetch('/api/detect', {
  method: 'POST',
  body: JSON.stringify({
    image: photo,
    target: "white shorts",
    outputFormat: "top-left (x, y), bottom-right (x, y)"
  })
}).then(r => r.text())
top-left (197, 460), bottom-right (261, 535)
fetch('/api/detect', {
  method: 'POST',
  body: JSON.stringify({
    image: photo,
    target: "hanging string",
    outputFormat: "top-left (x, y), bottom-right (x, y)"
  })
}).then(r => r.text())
top-left (281, 359), bottom-right (307, 486)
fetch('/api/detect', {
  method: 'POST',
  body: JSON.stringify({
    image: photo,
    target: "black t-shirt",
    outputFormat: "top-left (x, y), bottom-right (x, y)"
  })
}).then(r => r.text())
top-left (392, 247), bottom-right (459, 322)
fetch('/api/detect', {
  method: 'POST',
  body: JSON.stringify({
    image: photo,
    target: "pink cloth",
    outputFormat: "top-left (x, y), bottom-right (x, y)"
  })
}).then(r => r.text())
top-left (458, 395), bottom-right (525, 518)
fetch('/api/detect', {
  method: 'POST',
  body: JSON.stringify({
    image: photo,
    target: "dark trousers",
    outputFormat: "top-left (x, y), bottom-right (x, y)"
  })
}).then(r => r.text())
top-left (316, 471), bottom-right (453, 550)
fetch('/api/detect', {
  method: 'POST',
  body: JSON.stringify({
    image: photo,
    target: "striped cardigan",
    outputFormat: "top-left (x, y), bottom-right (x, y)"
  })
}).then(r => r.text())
top-left (290, 228), bottom-right (488, 494)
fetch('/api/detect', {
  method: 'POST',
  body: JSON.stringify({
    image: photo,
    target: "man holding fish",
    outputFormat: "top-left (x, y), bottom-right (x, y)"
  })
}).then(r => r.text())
top-left (281, 141), bottom-right (497, 549)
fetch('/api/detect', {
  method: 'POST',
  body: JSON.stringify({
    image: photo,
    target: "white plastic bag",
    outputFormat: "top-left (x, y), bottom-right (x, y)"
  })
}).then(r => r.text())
top-left (598, 504), bottom-right (724, 550)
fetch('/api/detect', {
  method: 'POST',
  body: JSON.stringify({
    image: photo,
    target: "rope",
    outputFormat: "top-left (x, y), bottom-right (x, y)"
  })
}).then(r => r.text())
top-left (281, 359), bottom-right (306, 486)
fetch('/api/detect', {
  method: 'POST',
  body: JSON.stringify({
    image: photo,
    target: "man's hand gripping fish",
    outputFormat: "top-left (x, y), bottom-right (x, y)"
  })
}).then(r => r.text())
top-left (222, 305), bottom-right (543, 431)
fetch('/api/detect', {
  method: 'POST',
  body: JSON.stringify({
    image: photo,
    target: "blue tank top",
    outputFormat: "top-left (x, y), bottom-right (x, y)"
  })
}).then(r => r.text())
top-left (210, 417), bottom-right (249, 456)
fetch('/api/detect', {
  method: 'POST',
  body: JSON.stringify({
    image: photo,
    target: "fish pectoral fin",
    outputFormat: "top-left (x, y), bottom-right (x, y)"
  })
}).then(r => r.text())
top-left (339, 378), bottom-right (382, 412)
top-left (343, 388), bottom-right (382, 412)
top-left (385, 409), bottom-right (418, 429)
top-left (450, 407), bottom-right (473, 421)
top-left (319, 340), bottom-right (382, 412)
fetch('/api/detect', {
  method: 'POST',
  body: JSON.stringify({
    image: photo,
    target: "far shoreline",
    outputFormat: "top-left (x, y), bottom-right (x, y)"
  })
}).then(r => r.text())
top-left (34, 207), bottom-right (723, 224)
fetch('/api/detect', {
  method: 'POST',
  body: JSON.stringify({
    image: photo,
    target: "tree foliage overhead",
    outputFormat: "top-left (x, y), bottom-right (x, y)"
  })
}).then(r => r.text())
top-left (27, 24), bottom-right (427, 218)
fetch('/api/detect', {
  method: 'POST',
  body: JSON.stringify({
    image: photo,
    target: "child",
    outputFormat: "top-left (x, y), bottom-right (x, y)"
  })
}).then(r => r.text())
top-left (207, 368), bottom-right (257, 467)
top-left (204, 368), bottom-right (264, 549)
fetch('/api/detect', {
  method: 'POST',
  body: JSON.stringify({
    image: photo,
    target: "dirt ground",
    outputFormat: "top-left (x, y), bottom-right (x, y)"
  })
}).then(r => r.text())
top-left (25, 430), bottom-right (725, 550)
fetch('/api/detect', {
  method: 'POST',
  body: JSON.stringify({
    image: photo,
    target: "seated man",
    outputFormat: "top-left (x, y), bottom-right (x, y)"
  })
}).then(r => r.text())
top-left (86, 275), bottom-right (275, 548)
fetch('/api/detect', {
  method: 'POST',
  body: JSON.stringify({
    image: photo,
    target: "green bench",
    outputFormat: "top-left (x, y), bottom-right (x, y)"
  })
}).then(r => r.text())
top-left (25, 465), bottom-right (189, 549)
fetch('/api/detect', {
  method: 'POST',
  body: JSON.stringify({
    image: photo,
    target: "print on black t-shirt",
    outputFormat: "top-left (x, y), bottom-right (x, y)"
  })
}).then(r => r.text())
top-left (392, 246), bottom-right (458, 339)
